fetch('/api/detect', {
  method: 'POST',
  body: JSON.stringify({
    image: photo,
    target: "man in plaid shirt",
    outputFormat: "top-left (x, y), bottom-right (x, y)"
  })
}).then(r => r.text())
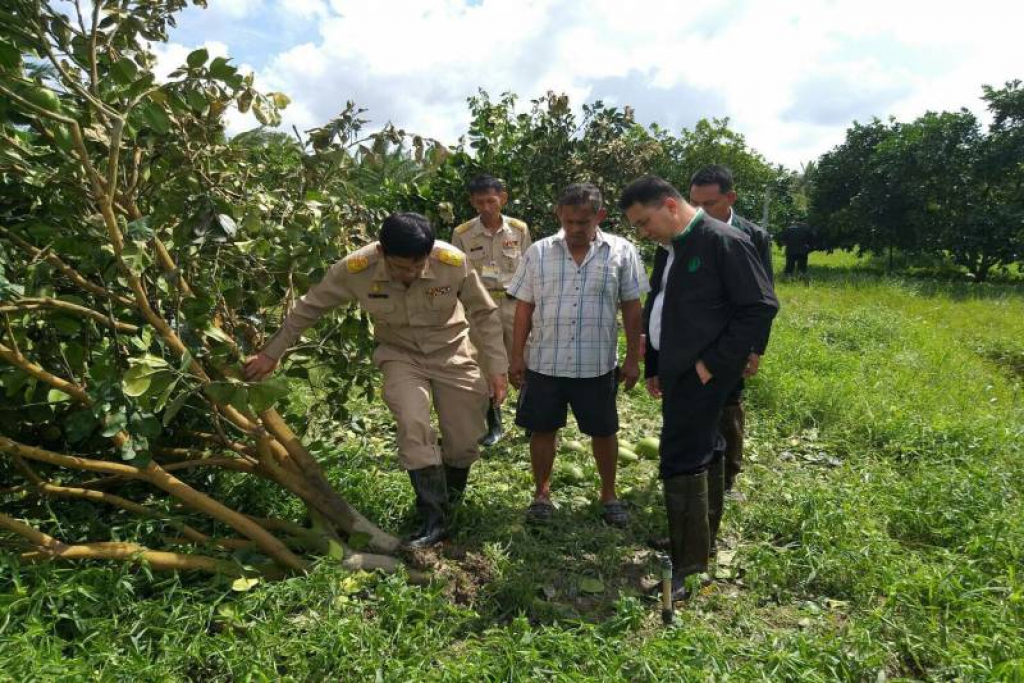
top-left (507, 183), bottom-right (649, 526)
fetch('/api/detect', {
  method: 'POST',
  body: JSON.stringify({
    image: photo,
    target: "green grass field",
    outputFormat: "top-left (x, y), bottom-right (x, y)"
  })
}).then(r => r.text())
top-left (2, 251), bottom-right (1023, 681)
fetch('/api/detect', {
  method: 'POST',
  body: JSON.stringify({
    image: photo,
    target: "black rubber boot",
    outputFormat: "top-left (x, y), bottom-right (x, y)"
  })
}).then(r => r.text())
top-left (444, 464), bottom-right (471, 506)
top-left (707, 450), bottom-right (726, 560)
top-left (720, 404), bottom-right (744, 491)
top-left (403, 465), bottom-right (449, 549)
top-left (479, 404), bottom-right (504, 447)
top-left (663, 470), bottom-right (710, 600)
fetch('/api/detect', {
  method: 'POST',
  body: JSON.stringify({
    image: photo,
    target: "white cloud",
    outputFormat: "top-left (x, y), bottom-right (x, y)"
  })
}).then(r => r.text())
top-left (150, 40), bottom-right (230, 81)
top-left (167, 0), bottom-right (1024, 167)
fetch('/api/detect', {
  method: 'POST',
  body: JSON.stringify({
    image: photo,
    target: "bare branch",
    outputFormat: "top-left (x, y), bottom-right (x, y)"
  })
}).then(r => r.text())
top-left (0, 297), bottom-right (139, 334)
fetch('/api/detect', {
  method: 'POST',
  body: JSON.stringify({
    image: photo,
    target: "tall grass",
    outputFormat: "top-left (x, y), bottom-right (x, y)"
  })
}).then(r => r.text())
top-left (1, 251), bottom-right (1022, 681)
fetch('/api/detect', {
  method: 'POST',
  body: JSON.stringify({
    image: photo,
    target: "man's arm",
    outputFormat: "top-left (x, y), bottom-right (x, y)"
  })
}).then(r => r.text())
top-left (699, 237), bottom-right (779, 379)
top-left (509, 299), bottom-right (534, 389)
top-left (458, 266), bottom-right (508, 378)
top-left (244, 260), bottom-right (355, 380)
top-left (619, 299), bottom-right (642, 390)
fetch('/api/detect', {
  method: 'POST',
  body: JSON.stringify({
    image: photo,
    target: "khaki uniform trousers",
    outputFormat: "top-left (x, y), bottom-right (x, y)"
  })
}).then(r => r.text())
top-left (374, 340), bottom-right (489, 471)
top-left (472, 294), bottom-right (516, 378)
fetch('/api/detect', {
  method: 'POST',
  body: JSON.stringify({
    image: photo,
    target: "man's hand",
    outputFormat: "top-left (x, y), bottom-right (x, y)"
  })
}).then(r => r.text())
top-left (618, 358), bottom-right (640, 391)
top-left (695, 359), bottom-right (713, 385)
top-left (488, 373), bottom-right (509, 405)
top-left (243, 352), bottom-right (279, 382)
top-left (645, 376), bottom-right (662, 398)
top-left (509, 355), bottom-right (527, 390)
top-left (743, 353), bottom-right (761, 378)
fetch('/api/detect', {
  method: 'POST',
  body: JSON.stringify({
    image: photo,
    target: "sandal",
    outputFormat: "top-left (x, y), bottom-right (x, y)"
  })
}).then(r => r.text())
top-left (601, 500), bottom-right (630, 527)
top-left (525, 500), bottom-right (554, 524)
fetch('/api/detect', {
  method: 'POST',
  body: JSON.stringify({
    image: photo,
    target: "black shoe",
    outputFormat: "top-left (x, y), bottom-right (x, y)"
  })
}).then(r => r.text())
top-left (479, 404), bottom-right (504, 447)
top-left (444, 464), bottom-right (470, 505)
top-left (403, 465), bottom-right (449, 549)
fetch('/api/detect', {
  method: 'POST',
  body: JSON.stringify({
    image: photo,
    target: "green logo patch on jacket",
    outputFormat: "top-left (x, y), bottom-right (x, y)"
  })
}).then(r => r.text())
top-left (687, 256), bottom-right (701, 273)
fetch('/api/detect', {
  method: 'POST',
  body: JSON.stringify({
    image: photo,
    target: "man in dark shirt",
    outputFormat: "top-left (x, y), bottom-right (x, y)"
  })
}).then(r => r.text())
top-left (779, 222), bottom-right (814, 275)
top-left (620, 175), bottom-right (778, 599)
top-left (689, 165), bottom-right (775, 497)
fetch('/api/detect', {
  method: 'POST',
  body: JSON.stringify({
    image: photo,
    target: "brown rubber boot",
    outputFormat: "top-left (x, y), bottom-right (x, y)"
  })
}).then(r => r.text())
top-left (719, 404), bottom-right (745, 491)
top-left (707, 450), bottom-right (726, 561)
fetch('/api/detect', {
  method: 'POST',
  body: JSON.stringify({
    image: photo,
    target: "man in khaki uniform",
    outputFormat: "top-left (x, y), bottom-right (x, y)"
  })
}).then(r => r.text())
top-left (451, 174), bottom-right (531, 446)
top-left (245, 213), bottom-right (509, 548)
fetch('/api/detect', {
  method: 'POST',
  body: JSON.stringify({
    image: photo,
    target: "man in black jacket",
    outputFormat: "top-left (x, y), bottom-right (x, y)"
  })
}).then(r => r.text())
top-left (620, 175), bottom-right (778, 599)
top-left (689, 165), bottom-right (775, 496)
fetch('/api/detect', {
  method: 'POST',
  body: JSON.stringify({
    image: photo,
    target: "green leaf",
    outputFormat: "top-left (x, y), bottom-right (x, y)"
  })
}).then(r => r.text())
top-left (209, 56), bottom-right (236, 79)
top-left (64, 410), bottom-right (98, 443)
top-left (186, 88), bottom-right (207, 113)
top-left (186, 48), bottom-right (209, 69)
top-left (131, 413), bottom-right (162, 438)
top-left (248, 376), bottom-right (289, 412)
top-left (579, 577), bottom-right (605, 594)
top-left (111, 58), bottom-right (138, 85)
top-left (203, 325), bottom-right (234, 345)
top-left (231, 577), bottom-right (260, 592)
top-left (269, 92), bottom-right (290, 108)
top-left (47, 388), bottom-right (71, 404)
top-left (203, 382), bottom-right (235, 404)
top-left (141, 101), bottom-right (172, 134)
top-left (101, 410), bottom-right (128, 437)
top-left (162, 390), bottom-right (190, 426)
top-left (123, 365), bottom-right (154, 397)
top-left (347, 532), bottom-right (371, 551)
top-left (0, 40), bottom-right (21, 69)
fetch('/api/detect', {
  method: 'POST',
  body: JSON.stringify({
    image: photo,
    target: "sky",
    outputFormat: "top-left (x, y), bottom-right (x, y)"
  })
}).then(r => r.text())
top-left (153, 0), bottom-right (1024, 169)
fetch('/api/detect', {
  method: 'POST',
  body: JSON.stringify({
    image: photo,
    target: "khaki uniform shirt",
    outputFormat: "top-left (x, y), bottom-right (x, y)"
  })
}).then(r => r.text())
top-left (451, 215), bottom-right (531, 297)
top-left (262, 240), bottom-right (508, 374)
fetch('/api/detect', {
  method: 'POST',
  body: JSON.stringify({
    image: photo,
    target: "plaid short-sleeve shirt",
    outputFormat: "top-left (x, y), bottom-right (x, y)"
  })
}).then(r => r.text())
top-left (507, 229), bottom-right (649, 378)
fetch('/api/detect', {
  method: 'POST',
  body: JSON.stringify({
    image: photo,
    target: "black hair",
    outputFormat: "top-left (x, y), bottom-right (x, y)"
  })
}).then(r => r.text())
top-left (557, 183), bottom-right (603, 213)
top-left (467, 174), bottom-right (505, 195)
top-left (379, 212), bottom-right (435, 258)
top-left (689, 164), bottom-right (734, 193)
top-left (618, 175), bottom-right (683, 211)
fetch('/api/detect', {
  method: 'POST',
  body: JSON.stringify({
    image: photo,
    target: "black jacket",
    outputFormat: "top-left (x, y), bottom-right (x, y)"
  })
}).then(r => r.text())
top-left (643, 213), bottom-right (779, 381)
top-left (732, 214), bottom-right (774, 283)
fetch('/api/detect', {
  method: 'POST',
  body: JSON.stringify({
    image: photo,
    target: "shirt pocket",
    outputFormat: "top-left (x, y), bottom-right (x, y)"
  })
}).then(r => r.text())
top-left (423, 287), bottom-right (458, 322)
top-left (365, 298), bottom-right (397, 324)
top-left (584, 260), bottom-right (618, 298)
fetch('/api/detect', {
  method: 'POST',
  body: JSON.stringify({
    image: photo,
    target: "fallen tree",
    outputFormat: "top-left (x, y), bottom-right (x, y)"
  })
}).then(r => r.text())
top-left (0, 0), bottom-right (443, 580)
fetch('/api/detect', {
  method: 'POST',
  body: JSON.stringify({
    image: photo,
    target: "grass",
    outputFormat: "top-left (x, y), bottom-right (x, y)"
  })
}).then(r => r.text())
top-left (2, 250), bottom-right (1023, 681)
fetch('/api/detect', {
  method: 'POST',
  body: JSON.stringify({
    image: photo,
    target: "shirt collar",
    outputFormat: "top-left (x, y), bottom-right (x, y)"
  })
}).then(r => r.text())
top-left (474, 215), bottom-right (507, 237)
top-left (727, 208), bottom-right (735, 226)
top-left (553, 227), bottom-right (608, 246)
top-left (672, 208), bottom-right (704, 244)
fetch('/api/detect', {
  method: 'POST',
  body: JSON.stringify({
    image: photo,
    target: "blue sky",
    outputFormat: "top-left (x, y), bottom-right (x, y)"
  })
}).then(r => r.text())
top-left (156, 0), bottom-right (1024, 168)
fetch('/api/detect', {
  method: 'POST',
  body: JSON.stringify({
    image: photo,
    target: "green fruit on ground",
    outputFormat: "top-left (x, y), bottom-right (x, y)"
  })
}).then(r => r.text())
top-left (618, 448), bottom-right (639, 464)
top-left (618, 440), bottom-right (636, 453)
top-left (636, 436), bottom-right (660, 459)
top-left (563, 464), bottom-right (586, 483)
top-left (562, 439), bottom-right (586, 454)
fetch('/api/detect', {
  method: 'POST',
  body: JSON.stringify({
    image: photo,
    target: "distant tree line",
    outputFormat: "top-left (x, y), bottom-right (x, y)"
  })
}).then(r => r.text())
top-left (809, 81), bottom-right (1024, 281)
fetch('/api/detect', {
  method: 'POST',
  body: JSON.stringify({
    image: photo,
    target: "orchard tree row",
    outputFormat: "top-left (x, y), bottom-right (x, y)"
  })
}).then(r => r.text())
top-left (809, 81), bottom-right (1024, 281)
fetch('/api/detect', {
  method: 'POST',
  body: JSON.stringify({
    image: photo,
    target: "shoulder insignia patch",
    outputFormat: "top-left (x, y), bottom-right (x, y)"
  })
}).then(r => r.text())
top-left (346, 256), bottom-right (370, 274)
top-left (437, 249), bottom-right (464, 267)
top-left (454, 220), bottom-right (476, 235)
top-left (508, 218), bottom-right (528, 232)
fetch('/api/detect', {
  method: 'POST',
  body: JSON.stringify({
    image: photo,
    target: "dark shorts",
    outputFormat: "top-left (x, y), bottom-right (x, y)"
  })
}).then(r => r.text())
top-left (515, 369), bottom-right (619, 437)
